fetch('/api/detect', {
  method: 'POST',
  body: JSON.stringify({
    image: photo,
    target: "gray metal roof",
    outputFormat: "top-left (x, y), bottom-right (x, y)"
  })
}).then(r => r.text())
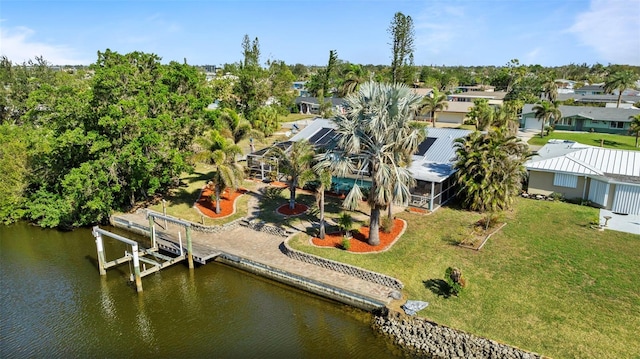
top-left (408, 128), bottom-right (472, 183)
top-left (522, 104), bottom-right (640, 122)
top-left (526, 142), bottom-right (640, 182)
top-left (289, 119), bottom-right (472, 183)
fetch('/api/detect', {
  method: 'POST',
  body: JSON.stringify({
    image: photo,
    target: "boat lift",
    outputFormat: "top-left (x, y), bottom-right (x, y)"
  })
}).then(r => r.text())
top-left (92, 225), bottom-right (187, 293)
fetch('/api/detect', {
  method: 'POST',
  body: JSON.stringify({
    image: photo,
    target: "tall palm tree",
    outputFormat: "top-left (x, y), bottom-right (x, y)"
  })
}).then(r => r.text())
top-left (532, 100), bottom-right (562, 138)
top-left (205, 149), bottom-right (244, 214)
top-left (311, 164), bottom-right (332, 239)
top-left (321, 81), bottom-right (423, 246)
top-left (604, 70), bottom-right (639, 108)
top-left (418, 88), bottom-right (448, 128)
top-left (629, 114), bottom-right (640, 148)
top-left (453, 129), bottom-right (529, 213)
top-left (267, 140), bottom-right (316, 210)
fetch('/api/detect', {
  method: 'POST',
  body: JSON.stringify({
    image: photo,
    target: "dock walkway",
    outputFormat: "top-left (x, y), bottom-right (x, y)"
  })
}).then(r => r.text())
top-left (112, 210), bottom-right (400, 308)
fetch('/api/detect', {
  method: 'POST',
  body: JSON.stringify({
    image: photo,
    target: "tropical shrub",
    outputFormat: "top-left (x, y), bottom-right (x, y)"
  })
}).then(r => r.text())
top-left (445, 267), bottom-right (466, 296)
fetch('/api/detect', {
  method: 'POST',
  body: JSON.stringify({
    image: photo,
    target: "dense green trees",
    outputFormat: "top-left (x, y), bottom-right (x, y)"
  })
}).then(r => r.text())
top-left (0, 50), bottom-right (213, 228)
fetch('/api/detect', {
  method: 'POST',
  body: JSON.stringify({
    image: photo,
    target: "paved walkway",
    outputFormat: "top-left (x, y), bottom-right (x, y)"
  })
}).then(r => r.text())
top-left (113, 185), bottom-right (402, 307)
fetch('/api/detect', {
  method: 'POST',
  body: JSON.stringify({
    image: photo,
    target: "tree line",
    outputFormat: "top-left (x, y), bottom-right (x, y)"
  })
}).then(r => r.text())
top-left (1, 11), bottom-right (638, 230)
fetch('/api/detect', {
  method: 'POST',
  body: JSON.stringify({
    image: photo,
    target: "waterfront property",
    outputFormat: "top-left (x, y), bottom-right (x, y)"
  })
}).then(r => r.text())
top-left (520, 103), bottom-right (640, 134)
top-left (526, 140), bottom-right (640, 215)
top-left (255, 118), bottom-right (471, 212)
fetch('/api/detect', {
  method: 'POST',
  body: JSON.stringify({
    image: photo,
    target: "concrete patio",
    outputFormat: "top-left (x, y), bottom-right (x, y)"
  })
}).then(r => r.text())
top-left (599, 209), bottom-right (640, 235)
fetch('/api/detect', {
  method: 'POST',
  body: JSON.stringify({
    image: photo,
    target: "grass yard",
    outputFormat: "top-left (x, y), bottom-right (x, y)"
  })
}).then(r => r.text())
top-left (147, 164), bottom-right (255, 226)
top-left (528, 131), bottom-right (639, 151)
top-left (288, 198), bottom-right (640, 359)
top-left (280, 113), bottom-right (316, 123)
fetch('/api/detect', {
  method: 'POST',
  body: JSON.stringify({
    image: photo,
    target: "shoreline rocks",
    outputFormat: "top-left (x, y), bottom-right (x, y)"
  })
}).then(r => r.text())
top-left (372, 311), bottom-right (542, 359)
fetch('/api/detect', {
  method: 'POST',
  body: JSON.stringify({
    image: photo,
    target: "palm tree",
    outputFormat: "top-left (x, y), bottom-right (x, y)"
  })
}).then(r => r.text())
top-left (339, 64), bottom-right (367, 97)
top-left (267, 140), bottom-right (316, 210)
top-left (322, 81), bottom-right (423, 246)
top-left (542, 77), bottom-right (558, 102)
top-left (312, 164), bottom-right (332, 239)
top-left (453, 129), bottom-right (529, 214)
top-left (206, 149), bottom-right (244, 214)
top-left (418, 88), bottom-right (448, 128)
top-left (629, 114), bottom-right (640, 148)
top-left (604, 70), bottom-right (639, 108)
top-left (532, 100), bottom-right (562, 138)
top-left (466, 98), bottom-right (493, 131)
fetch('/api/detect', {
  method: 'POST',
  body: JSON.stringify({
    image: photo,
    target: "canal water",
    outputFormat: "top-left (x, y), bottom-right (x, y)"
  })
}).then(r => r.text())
top-left (0, 223), bottom-right (406, 358)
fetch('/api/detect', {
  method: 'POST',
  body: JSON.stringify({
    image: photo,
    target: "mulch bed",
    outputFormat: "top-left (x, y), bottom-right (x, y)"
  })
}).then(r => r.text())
top-left (311, 218), bottom-right (406, 253)
top-left (408, 207), bottom-right (429, 215)
top-left (195, 188), bottom-right (247, 219)
top-left (269, 181), bottom-right (288, 188)
top-left (276, 203), bottom-right (309, 216)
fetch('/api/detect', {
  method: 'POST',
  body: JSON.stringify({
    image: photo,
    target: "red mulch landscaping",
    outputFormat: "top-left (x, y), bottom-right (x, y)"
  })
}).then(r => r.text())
top-left (195, 188), bottom-right (246, 218)
top-left (270, 181), bottom-right (288, 188)
top-left (408, 207), bottom-right (429, 214)
top-left (311, 218), bottom-right (406, 253)
top-left (276, 203), bottom-right (309, 216)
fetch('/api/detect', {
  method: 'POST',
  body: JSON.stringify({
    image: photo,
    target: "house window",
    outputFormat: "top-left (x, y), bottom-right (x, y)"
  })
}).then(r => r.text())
top-left (558, 118), bottom-right (573, 126)
top-left (553, 173), bottom-right (578, 188)
top-left (610, 121), bottom-right (624, 129)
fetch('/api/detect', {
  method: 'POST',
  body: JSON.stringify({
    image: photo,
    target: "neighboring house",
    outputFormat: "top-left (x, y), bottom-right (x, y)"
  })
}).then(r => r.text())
top-left (426, 91), bottom-right (508, 125)
top-left (295, 97), bottom-right (346, 115)
top-left (431, 101), bottom-right (475, 124)
top-left (412, 88), bottom-right (433, 97)
top-left (574, 85), bottom-right (605, 96)
top-left (556, 93), bottom-right (640, 107)
top-left (292, 81), bottom-right (310, 97)
top-left (455, 85), bottom-right (495, 92)
top-left (555, 79), bottom-right (578, 94)
top-left (525, 140), bottom-right (640, 215)
top-left (251, 118), bottom-right (472, 212)
top-left (520, 104), bottom-right (640, 134)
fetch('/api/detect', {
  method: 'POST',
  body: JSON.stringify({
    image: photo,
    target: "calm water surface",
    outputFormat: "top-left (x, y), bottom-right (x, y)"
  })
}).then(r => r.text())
top-left (0, 223), bottom-right (405, 358)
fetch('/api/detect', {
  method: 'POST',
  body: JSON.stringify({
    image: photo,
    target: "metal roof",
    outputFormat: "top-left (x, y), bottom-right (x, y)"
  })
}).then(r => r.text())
top-left (408, 128), bottom-right (472, 183)
top-left (288, 119), bottom-right (472, 183)
top-left (526, 143), bottom-right (640, 181)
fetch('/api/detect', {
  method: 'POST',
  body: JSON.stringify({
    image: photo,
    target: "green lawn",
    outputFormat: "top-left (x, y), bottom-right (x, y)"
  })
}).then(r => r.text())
top-left (288, 198), bottom-right (640, 359)
top-left (280, 113), bottom-right (316, 123)
top-left (528, 131), bottom-right (639, 151)
top-left (147, 164), bottom-right (255, 226)
top-left (151, 162), bottom-right (639, 358)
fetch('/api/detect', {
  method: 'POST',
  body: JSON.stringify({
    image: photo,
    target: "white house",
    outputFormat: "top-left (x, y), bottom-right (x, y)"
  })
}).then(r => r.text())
top-left (525, 140), bottom-right (640, 215)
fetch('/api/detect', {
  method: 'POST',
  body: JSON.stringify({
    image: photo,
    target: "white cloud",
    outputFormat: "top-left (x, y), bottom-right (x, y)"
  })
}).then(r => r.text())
top-left (568, 0), bottom-right (640, 65)
top-left (0, 26), bottom-right (90, 65)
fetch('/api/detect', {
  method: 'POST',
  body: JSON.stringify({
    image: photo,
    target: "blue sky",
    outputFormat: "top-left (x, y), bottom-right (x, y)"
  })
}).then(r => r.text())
top-left (1, 0), bottom-right (639, 67)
